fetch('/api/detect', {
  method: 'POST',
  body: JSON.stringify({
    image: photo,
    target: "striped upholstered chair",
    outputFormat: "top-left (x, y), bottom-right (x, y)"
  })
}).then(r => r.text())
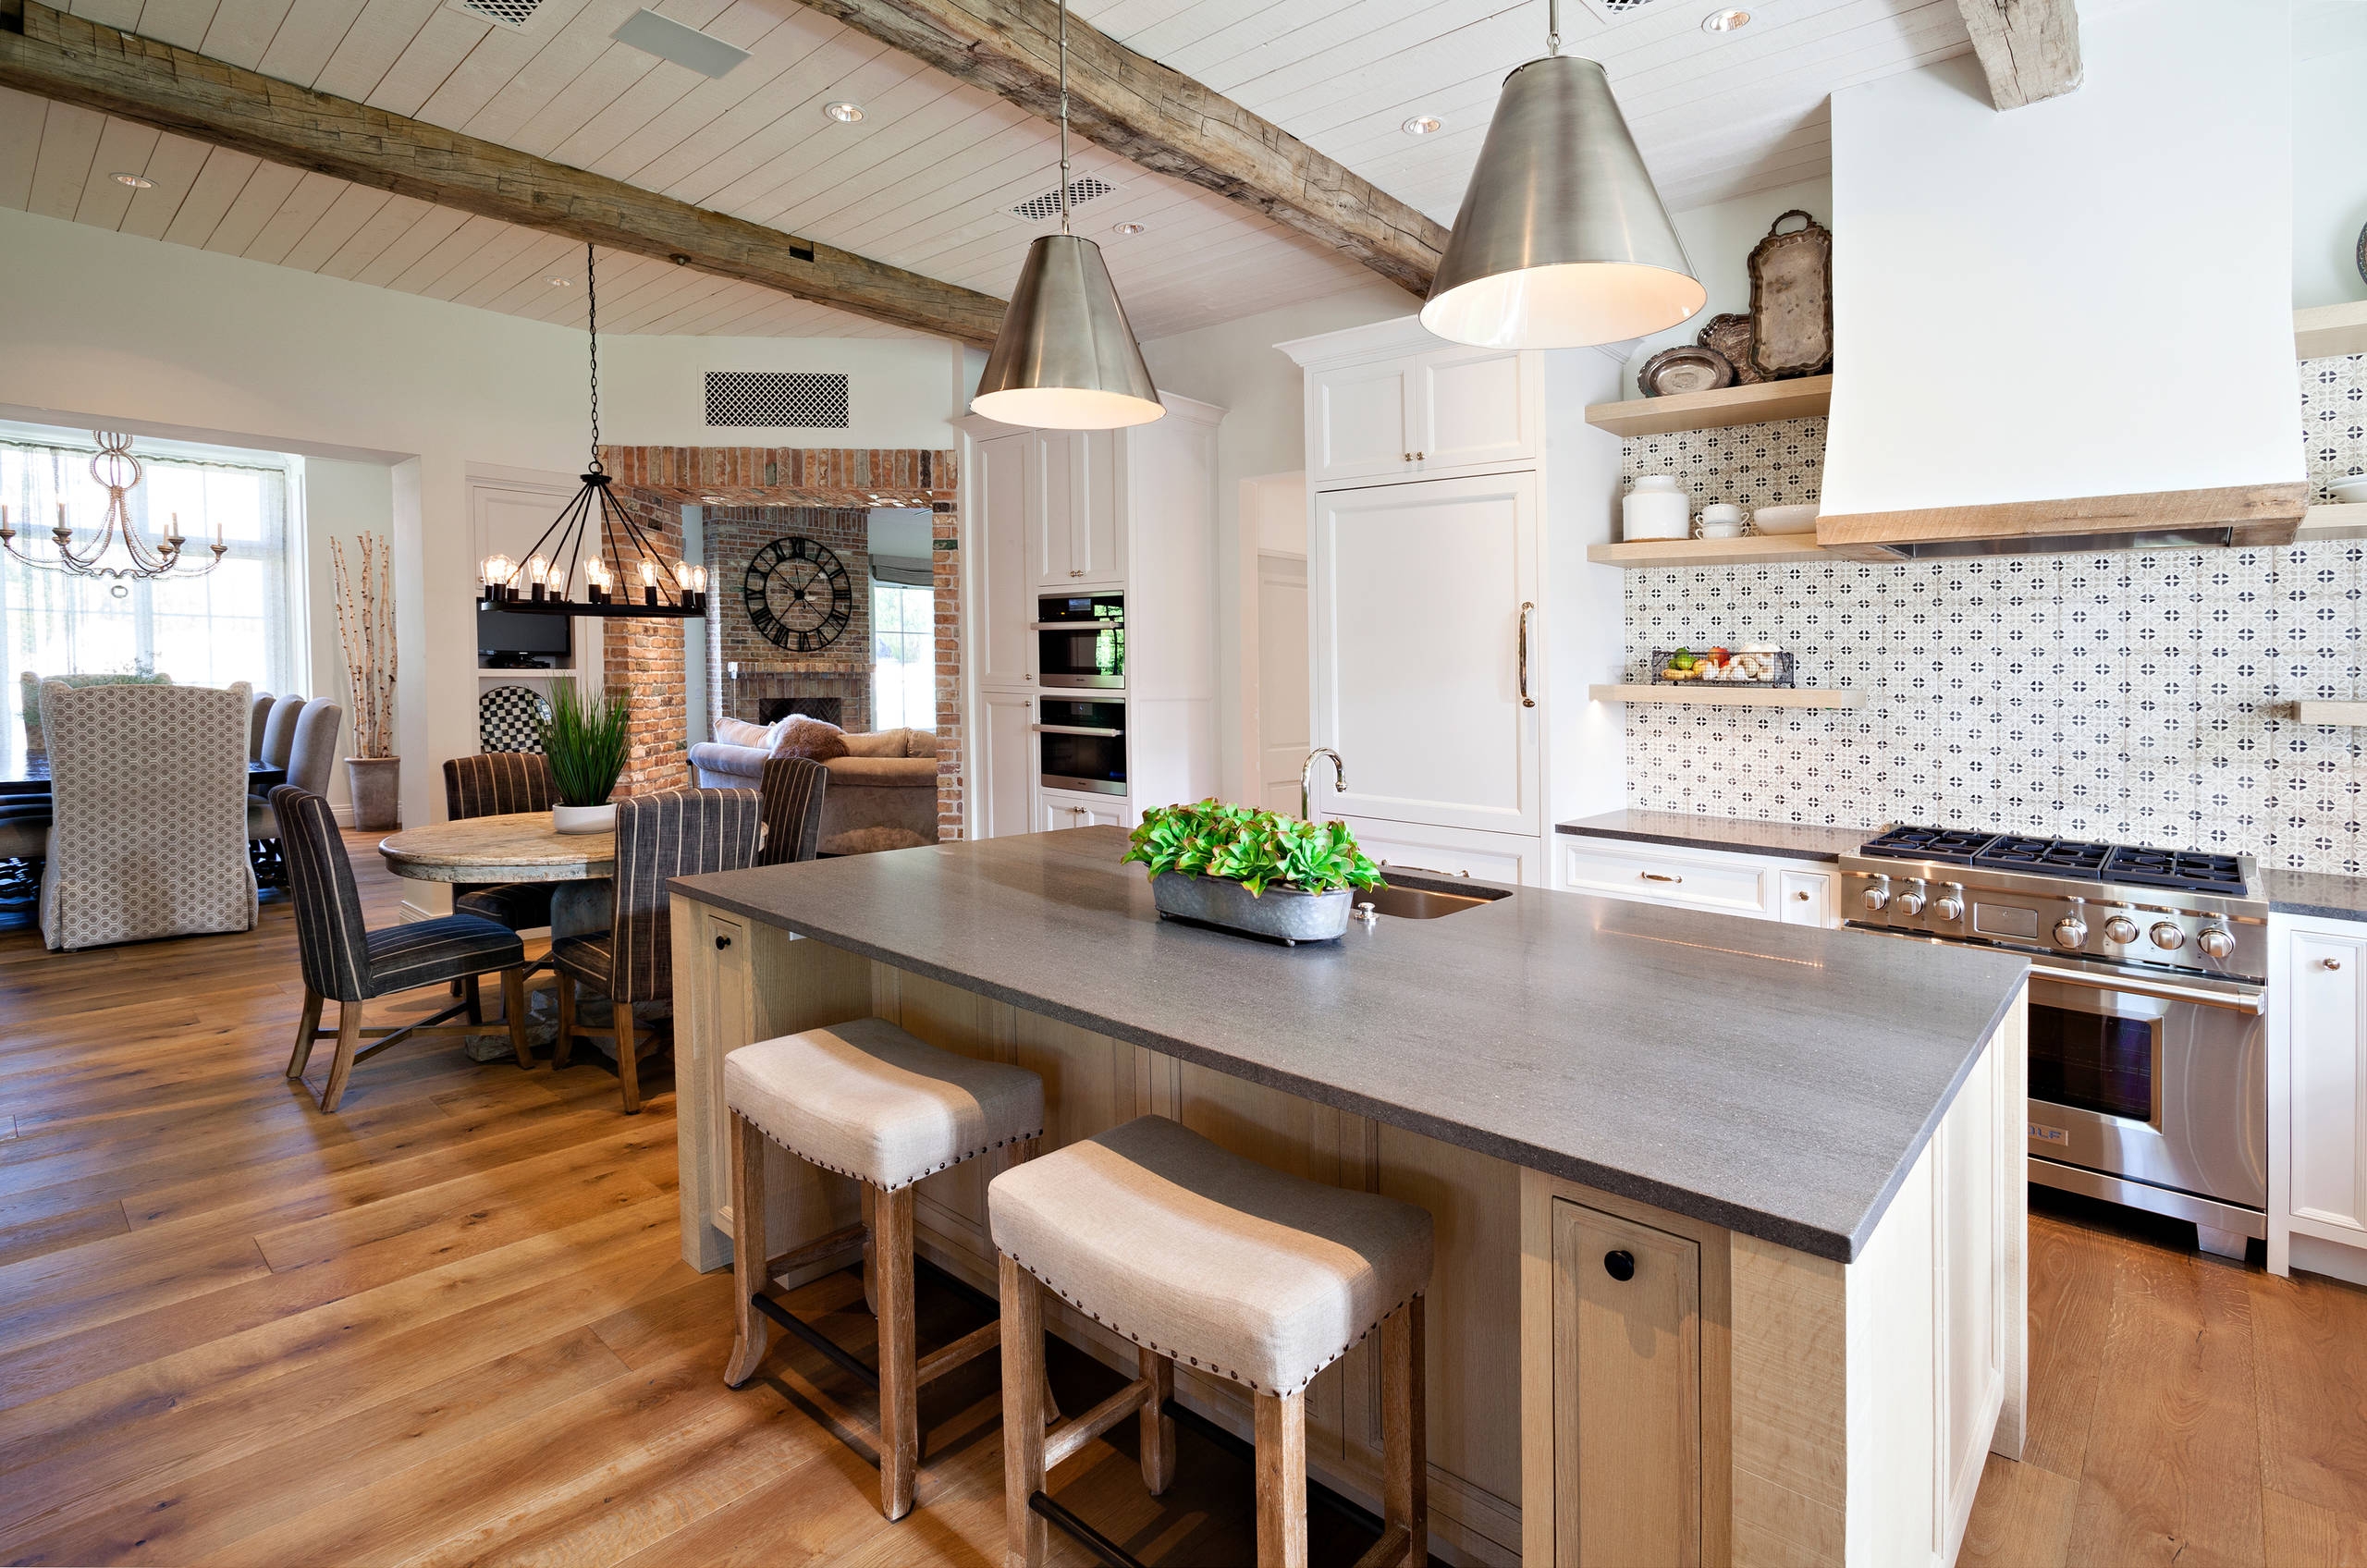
top-left (554, 788), bottom-right (761, 1113)
top-left (756, 754), bottom-right (829, 866)
top-left (274, 785), bottom-right (533, 1112)
top-left (441, 753), bottom-right (560, 932)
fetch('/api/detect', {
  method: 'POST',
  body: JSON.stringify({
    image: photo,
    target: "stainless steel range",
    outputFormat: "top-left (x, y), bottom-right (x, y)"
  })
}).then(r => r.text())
top-left (1841, 827), bottom-right (2268, 1258)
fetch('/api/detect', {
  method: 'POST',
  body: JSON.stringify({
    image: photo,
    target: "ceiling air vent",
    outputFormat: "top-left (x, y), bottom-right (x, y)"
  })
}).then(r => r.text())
top-left (447, 0), bottom-right (544, 30)
top-left (1574, 0), bottom-right (1662, 22)
top-left (705, 372), bottom-right (850, 429)
top-left (1011, 178), bottom-right (1115, 223)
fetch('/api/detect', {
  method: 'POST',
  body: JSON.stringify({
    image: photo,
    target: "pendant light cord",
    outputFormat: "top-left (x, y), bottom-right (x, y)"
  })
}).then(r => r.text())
top-left (1547, 0), bottom-right (1560, 55)
top-left (1056, 0), bottom-right (1072, 235)
top-left (585, 242), bottom-right (604, 473)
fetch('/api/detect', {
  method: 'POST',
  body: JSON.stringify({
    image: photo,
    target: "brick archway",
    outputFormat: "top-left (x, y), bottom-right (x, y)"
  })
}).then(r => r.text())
top-left (596, 445), bottom-right (963, 838)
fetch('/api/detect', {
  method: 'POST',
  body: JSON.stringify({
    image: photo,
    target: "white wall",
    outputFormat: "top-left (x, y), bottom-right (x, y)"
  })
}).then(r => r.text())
top-left (0, 206), bottom-right (966, 831)
top-left (2293, 20), bottom-right (2367, 308)
top-left (1617, 176), bottom-right (1834, 399)
top-left (1823, 0), bottom-right (2300, 518)
top-left (300, 456), bottom-right (397, 810)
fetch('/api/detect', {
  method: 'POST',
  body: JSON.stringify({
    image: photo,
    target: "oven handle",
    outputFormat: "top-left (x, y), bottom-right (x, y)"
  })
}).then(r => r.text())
top-left (2027, 963), bottom-right (2265, 1015)
top-left (1030, 619), bottom-right (1124, 630)
top-left (1032, 724), bottom-right (1123, 737)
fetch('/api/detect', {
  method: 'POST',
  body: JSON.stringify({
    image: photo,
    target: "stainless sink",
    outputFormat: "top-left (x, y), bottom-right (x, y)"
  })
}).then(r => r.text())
top-left (1355, 882), bottom-right (1500, 920)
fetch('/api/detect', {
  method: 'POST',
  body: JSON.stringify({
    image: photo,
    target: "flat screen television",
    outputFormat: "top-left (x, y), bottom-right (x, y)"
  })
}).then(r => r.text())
top-left (478, 606), bottom-right (572, 660)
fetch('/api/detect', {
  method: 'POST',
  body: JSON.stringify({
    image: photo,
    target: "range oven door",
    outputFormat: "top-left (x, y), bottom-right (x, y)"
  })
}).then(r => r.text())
top-left (2024, 967), bottom-right (2266, 1215)
top-left (1036, 699), bottom-right (1126, 796)
top-left (1035, 594), bottom-right (1124, 689)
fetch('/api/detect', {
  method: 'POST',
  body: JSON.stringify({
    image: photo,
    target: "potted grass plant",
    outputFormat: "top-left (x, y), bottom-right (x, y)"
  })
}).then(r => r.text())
top-left (541, 680), bottom-right (632, 834)
top-left (1122, 800), bottom-right (1384, 944)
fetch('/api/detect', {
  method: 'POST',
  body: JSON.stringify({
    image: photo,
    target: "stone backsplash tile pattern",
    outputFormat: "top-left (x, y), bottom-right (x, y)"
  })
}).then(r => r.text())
top-left (1617, 357), bottom-right (2367, 873)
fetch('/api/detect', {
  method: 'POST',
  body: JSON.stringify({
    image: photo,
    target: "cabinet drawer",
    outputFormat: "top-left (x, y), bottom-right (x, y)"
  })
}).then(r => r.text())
top-left (1779, 868), bottom-right (1835, 926)
top-left (1561, 842), bottom-right (1770, 916)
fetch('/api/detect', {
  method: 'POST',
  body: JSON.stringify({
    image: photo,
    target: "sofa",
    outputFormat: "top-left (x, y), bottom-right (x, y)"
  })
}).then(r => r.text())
top-left (689, 724), bottom-right (940, 855)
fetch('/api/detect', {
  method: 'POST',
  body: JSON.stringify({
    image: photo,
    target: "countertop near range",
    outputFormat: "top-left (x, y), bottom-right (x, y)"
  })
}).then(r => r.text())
top-left (1556, 807), bottom-right (1871, 863)
top-left (2265, 867), bottom-right (2367, 923)
top-left (671, 827), bottom-right (2028, 1262)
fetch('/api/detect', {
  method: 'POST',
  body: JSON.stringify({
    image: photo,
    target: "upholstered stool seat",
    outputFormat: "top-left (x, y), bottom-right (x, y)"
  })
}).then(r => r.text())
top-left (725, 1017), bottom-right (1046, 1192)
top-left (991, 1115), bottom-right (1434, 1568)
top-left (722, 1018), bottom-right (1048, 1524)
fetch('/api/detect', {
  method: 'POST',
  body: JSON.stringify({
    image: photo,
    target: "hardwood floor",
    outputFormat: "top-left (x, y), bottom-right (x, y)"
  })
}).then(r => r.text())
top-left (4, 842), bottom-right (2365, 1566)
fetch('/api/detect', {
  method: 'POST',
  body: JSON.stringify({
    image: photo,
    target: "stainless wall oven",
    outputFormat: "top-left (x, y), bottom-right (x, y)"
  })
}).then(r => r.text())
top-left (1036, 698), bottom-right (1126, 796)
top-left (1036, 594), bottom-right (1125, 689)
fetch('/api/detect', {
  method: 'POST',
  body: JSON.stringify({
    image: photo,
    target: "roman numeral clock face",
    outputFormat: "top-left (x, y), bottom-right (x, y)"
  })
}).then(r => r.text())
top-left (742, 535), bottom-right (854, 653)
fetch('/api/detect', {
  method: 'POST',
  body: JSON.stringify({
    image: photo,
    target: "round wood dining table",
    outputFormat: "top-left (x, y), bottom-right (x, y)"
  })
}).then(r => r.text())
top-left (377, 811), bottom-right (615, 884)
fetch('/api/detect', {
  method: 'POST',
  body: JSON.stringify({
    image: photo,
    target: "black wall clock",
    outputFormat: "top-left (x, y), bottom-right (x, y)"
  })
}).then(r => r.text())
top-left (742, 535), bottom-right (854, 653)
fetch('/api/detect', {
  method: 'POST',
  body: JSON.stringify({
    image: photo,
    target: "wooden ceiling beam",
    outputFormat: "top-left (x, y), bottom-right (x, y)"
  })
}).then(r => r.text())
top-left (0, 0), bottom-right (1007, 345)
top-left (793, 0), bottom-right (1443, 297)
top-left (1956, 0), bottom-right (2082, 110)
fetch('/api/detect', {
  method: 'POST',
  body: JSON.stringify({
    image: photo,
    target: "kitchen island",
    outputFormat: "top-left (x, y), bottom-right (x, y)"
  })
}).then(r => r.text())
top-left (668, 827), bottom-right (2030, 1567)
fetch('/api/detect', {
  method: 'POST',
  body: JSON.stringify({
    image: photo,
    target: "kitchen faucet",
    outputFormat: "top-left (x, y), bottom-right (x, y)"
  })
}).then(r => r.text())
top-left (1300, 748), bottom-right (1345, 822)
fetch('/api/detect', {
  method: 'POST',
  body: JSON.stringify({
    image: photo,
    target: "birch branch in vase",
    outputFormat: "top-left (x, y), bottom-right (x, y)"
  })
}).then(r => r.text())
top-left (332, 533), bottom-right (398, 758)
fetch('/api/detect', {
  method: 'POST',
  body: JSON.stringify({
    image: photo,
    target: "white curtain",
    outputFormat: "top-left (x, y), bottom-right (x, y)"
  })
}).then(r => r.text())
top-left (0, 436), bottom-right (295, 749)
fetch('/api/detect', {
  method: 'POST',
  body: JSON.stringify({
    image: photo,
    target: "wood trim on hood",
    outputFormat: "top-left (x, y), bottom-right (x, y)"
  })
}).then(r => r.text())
top-left (1815, 483), bottom-right (2309, 560)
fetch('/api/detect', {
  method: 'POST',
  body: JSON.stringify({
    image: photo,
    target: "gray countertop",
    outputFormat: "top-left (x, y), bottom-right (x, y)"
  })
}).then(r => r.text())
top-left (672, 828), bottom-right (2028, 1263)
top-left (1556, 808), bottom-right (1871, 863)
top-left (2265, 867), bottom-right (2367, 923)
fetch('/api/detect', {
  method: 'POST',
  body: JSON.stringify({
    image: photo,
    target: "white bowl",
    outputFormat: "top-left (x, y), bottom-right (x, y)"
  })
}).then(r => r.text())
top-left (2330, 476), bottom-right (2367, 507)
top-left (1751, 504), bottom-right (1821, 535)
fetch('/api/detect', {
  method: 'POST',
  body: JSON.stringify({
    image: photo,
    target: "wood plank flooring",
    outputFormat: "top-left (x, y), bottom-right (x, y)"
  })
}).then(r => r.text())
top-left (5, 839), bottom-right (2366, 1564)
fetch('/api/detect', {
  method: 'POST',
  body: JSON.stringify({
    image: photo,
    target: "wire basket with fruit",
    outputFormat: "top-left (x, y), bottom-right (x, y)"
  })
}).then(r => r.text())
top-left (1650, 646), bottom-right (1795, 687)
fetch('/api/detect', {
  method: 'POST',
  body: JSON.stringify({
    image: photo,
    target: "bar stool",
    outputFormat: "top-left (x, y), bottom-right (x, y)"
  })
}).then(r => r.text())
top-left (722, 1017), bottom-right (1047, 1522)
top-left (989, 1114), bottom-right (1434, 1568)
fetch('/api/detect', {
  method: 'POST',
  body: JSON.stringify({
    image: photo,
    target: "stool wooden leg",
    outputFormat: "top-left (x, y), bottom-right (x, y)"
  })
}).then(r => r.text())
top-left (999, 1253), bottom-right (1049, 1568)
top-left (875, 1184), bottom-right (918, 1522)
top-left (1254, 1388), bottom-right (1309, 1568)
top-left (1138, 1347), bottom-right (1176, 1495)
top-left (500, 968), bottom-right (531, 1070)
top-left (722, 1111), bottom-right (771, 1387)
top-left (861, 1183), bottom-right (880, 1317)
top-left (1365, 1295), bottom-right (1428, 1568)
top-left (1007, 1136), bottom-right (1060, 1423)
top-left (287, 986), bottom-right (323, 1079)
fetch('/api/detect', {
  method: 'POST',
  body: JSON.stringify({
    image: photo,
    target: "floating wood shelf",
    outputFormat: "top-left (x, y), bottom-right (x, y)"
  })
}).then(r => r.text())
top-left (1589, 683), bottom-right (1861, 709)
top-left (1584, 375), bottom-right (1834, 438)
top-left (2287, 700), bottom-right (2367, 725)
top-left (2299, 502), bottom-right (2367, 541)
top-left (1586, 535), bottom-right (1834, 569)
top-left (2296, 300), bottom-right (2367, 361)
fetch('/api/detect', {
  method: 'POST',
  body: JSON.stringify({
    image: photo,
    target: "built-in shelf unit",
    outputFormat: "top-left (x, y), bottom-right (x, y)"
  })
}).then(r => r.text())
top-left (1583, 374), bottom-right (1832, 437)
top-left (1588, 683), bottom-right (1861, 709)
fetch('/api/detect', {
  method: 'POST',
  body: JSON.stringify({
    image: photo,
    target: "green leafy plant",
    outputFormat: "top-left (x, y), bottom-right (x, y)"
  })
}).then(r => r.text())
top-left (539, 681), bottom-right (632, 808)
top-left (1122, 800), bottom-right (1385, 898)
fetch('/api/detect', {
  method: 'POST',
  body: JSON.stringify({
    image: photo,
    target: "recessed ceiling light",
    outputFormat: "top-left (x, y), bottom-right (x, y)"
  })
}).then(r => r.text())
top-left (111, 172), bottom-right (153, 189)
top-left (546, 276), bottom-right (572, 286)
top-left (1113, 221), bottom-right (1146, 236)
top-left (824, 101), bottom-right (865, 123)
top-left (1701, 8), bottom-right (1750, 31)
top-left (1402, 115), bottom-right (1442, 137)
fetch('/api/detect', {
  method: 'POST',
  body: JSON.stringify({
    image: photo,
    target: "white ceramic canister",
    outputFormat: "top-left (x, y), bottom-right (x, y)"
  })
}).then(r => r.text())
top-left (1623, 475), bottom-right (1690, 541)
top-left (1698, 502), bottom-right (1747, 539)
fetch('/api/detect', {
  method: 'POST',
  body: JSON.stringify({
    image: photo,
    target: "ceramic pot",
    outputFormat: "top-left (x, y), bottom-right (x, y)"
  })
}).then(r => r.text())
top-left (553, 802), bottom-right (618, 835)
top-left (345, 756), bottom-right (400, 830)
top-left (1622, 475), bottom-right (1689, 541)
top-left (1149, 872), bottom-right (1351, 945)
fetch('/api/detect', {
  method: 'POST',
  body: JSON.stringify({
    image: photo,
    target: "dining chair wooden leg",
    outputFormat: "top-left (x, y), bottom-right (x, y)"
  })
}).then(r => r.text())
top-left (500, 967), bottom-right (531, 1070)
top-left (723, 1109), bottom-right (772, 1387)
top-left (462, 973), bottom-right (483, 1024)
top-left (999, 1252), bottom-right (1049, 1568)
top-left (1255, 1387), bottom-right (1309, 1568)
top-left (287, 987), bottom-right (324, 1080)
top-left (318, 1004), bottom-right (365, 1113)
top-left (876, 1183), bottom-right (919, 1522)
top-left (554, 978), bottom-right (577, 1070)
top-left (618, 1016), bottom-right (644, 1115)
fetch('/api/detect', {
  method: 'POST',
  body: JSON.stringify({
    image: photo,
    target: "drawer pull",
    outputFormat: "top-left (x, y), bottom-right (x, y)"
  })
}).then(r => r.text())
top-left (1639, 872), bottom-right (1683, 885)
top-left (715, 935), bottom-right (732, 950)
top-left (1793, 889), bottom-right (1811, 901)
top-left (1603, 1250), bottom-right (1636, 1281)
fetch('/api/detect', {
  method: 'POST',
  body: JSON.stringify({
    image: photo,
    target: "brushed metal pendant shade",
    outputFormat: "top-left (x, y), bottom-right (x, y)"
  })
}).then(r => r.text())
top-left (972, 233), bottom-right (1165, 430)
top-left (1422, 54), bottom-right (1705, 349)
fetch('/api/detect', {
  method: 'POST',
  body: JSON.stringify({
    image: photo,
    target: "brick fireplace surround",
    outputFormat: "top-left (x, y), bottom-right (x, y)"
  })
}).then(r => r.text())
top-left (596, 446), bottom-right (963, 838)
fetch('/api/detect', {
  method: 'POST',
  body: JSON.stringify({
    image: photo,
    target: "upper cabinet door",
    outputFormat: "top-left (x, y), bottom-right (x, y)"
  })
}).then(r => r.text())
top-left (1307, 360), bottom-right (1416, 489)
top-left (1406, 346), bottom-right (1536, 478)
top-left (1031, 431), bottom-right (1076, 587)
top-left (1311, 472), bottom-right (1541, 835)
top-left (976, 432), bottom-right (1035, 689)
top-left (1068, 430), bottom-right (1123, 586)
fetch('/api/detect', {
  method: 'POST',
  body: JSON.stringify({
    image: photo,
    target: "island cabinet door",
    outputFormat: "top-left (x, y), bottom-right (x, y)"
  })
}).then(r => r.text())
top-left (1549, 1200), bottom-right (1703, 1568)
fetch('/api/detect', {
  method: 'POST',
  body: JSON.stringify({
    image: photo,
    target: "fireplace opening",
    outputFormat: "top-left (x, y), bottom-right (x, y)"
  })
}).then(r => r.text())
top-left (758, 696), bottom-right (845, 727)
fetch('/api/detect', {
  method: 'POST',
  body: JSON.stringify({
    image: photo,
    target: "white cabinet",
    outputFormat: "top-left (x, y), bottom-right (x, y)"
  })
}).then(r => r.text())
top-left (980, 690), bottom-right (1037, 840)
top-left (975, 432), bottom-right (1036, 690)
top-left (2274, 915), bottom-right (2367, 1282)
top-left (1309, 472), bottom-right (1541, 838)
top-left (1780, 866), bottom-right (1835, 926)
top-left (1032, 430), bottom-right (1122, 589)
top-left (1558, 836), bottom-right (1842, 926)
top-left (1039, 789), bottom-right (1127, 832)
top-left (1304, 342), bottom-right (1536, 490)
top-left (1341, 815), bottom-right (1546, 886)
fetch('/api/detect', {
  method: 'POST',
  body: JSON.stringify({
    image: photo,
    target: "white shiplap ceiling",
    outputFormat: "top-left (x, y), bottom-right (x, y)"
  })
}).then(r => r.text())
top-left (0, 0), bottom-right (1974, 339)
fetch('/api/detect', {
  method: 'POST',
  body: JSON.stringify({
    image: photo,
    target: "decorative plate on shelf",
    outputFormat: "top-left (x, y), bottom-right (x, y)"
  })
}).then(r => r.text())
top-left (1637, 345), bottom-right (1735, 398)
top-left (479, 684), bottom-right (553, 753)
top-left (1696, 313), bottom-right (1762, 385)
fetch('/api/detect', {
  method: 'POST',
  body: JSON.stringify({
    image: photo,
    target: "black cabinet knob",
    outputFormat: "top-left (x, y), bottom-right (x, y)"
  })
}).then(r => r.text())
top-left (1603, 1249), bottom-right (1636, 1281)
top-left (715, 935), bottom-right (732, 949)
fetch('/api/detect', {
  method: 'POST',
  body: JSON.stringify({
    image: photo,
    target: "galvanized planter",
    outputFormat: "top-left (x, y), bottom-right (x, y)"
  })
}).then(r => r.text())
top-left (1149, 872), bottom-right (1352, 945)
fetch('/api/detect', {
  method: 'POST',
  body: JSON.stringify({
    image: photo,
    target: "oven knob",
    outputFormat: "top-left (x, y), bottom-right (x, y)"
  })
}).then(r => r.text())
top-left (2198, 926), bottom-right (2235, 960)
top-left (1896, 886), bottom-right (1927, 916)
top-left (1862, 878), bottom-right (1891, 912)
top-left (2053, 913), bottom-right (2089, 949)
top-left (2151, 922), bottom-right (2187, 951)
top-left (1933, 888), bottom-right (1965, 922)
top-left (2103, 914), bottom-right (2139, 945)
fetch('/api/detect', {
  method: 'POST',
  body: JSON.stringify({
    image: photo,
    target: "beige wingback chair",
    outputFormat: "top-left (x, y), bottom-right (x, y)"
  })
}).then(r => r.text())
top-left (39, 680), bottom-right (257, 951)
top-left (18, 669), bottom-right (174, 759)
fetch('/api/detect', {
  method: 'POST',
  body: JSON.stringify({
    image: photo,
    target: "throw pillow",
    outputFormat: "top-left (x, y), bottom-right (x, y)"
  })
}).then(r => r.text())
top-left (771, 714), bottom-right (849, 763)
top-left (714, 717), bottom-right (771, 748)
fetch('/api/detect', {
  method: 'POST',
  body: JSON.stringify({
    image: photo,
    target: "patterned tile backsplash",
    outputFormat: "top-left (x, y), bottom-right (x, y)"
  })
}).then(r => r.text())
top-left (1616, 356), bottom-right (2367, 873)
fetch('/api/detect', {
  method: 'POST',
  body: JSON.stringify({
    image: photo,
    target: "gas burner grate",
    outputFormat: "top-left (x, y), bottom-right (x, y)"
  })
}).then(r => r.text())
top-left (2102, 846), bottom-right (2247, 894)
top-left (1976, 835), bottom-right (2114, 879)
top-left (1858, 826), bottom-right (1997, 865)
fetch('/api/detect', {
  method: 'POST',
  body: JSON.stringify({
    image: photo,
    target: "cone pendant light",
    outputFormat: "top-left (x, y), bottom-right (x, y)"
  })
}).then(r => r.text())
top-left (1421, 0), bottom-right (1704, 349)
top-left (970, 0), bottom-right (1163, 429)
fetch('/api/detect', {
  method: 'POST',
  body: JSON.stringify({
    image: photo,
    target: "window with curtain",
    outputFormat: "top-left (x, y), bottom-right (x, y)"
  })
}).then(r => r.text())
top-left (871, 579), bottom-right (936, 731)
top-left (0, 432), bottom-right (298, 753)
